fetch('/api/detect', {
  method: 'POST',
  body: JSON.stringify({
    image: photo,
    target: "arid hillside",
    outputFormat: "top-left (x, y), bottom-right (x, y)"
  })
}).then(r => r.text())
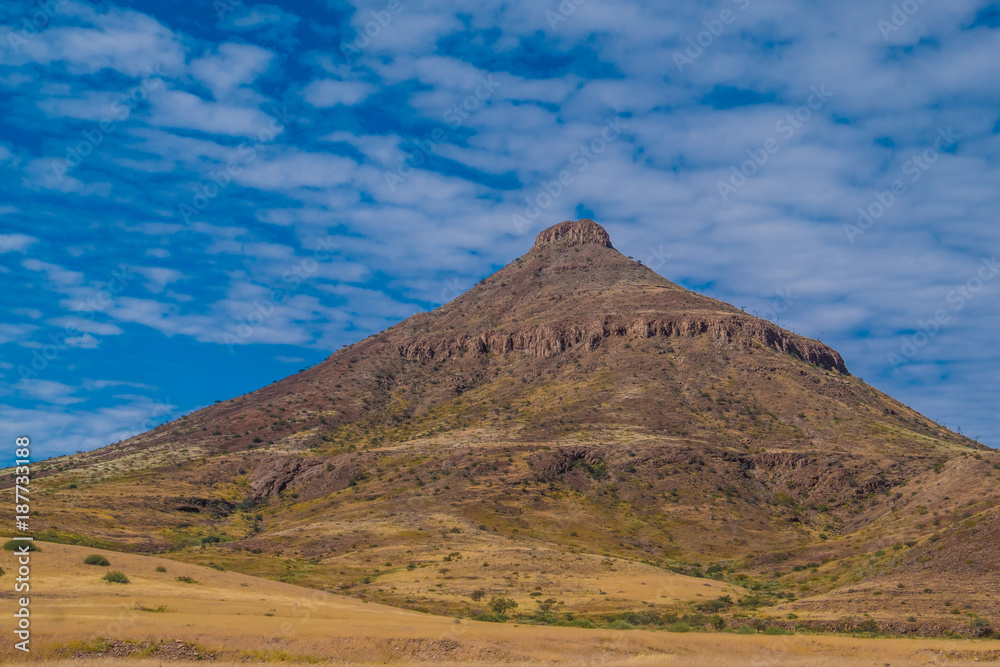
top-left (8, 219), bottom-right (998, 636)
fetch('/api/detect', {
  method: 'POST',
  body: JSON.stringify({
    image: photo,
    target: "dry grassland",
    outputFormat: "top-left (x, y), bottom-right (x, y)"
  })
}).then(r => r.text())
top-left (1, 543), bottom-right (998, 666)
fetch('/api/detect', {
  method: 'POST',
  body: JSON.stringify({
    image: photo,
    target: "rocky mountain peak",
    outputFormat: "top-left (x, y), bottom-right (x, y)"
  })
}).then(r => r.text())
top-left (533, 218), bottom-right (613, 250)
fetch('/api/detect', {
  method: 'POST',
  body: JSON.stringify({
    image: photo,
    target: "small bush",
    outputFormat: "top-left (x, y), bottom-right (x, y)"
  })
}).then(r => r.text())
top-left (84, 554), bottom-right (110, 566)
top-left (554, 617), bottom-right (597, 628)
top-left (488, 596), bottom-right (518, 615)
top-left (667, 622), bottom-right (691, 633)
top-left (175, 576), bottom-right (198, 584)
top-left (2, 540), bottom-right (40, 552)
top-left (735, 626), bottom-right (757, 634)
top-left (609, 620), bottom-right (635, 630)
top-left (156, 566), bottom-right (167, 573)
top-left (764, 626), bottom-right (792, 635)
top-left (102, 571), bottom-right (130, 584)
top-left (471, 612), bottom-right (508, 623)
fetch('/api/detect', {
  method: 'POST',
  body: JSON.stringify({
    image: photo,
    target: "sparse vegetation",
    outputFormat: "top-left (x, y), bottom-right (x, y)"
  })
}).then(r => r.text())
top-left (487, 596), bottom-right (518, 615)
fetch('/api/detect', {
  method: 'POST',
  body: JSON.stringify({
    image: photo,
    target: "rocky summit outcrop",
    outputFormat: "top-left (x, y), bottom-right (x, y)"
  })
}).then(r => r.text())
top-left (534, 218), bottom-right (613, 249)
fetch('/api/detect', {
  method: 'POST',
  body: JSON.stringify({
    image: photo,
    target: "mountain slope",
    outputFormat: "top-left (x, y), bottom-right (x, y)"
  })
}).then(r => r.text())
top-left (15, 219), bottom-right (999, 635)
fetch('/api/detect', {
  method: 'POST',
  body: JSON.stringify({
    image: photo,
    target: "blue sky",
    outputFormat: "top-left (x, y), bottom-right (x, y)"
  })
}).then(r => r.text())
top-left (1, 0), bottom-right (998, 463)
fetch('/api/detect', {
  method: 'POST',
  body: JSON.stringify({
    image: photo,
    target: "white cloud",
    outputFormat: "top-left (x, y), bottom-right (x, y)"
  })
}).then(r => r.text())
top-left (302, 79), bottom-right (373, 107)
top-left (8, 5), bottom-right (186, 77)
top-left (190, 42), bottom-right (275, 99)
top-left (233, 150), bottom-right (356, 190)
top-left (130, 265), bottom-right (185, 293)
top-left (147, 88), bottom-right (281, 137)
top-left (0, 395), bottom-right (177, 458)
top-left (226, 4), bottom-right (300, 31)
top-left (16, 379), bottom-right (83, 405)
top-left (48, 316), bottom-right (124, 336)
top-left (0, 323), bottom-right (38, 344)
top-left (65, 333), bottom-right (99, 348)
top-left (22, 258), bottom-right (85, 286)
top-left (0, 233), bottom-right (36, 253)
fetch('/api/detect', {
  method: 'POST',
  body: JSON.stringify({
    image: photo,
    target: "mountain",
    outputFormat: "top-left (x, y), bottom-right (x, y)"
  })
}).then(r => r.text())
top-left (18, 219), bottom-right (999, 636)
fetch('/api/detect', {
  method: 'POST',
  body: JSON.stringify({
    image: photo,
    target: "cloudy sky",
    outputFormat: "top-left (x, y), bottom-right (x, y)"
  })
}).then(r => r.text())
top-left (1, 0), bottom-right (998, 461)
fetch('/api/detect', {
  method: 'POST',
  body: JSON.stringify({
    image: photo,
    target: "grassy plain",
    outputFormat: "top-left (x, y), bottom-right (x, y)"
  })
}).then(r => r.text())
top-left (2, 543), bottom-right (999, 665)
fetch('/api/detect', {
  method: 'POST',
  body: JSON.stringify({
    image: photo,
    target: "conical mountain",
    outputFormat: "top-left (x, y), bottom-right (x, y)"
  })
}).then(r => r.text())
top-left (121, 218), bottom-right (968, 458)
top-left (27, 219), bottom-right (1000, 635)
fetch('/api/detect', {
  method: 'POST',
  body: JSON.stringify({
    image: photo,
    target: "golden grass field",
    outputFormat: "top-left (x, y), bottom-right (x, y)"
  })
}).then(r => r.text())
top-left (1, 542), bottom-right (999, 666)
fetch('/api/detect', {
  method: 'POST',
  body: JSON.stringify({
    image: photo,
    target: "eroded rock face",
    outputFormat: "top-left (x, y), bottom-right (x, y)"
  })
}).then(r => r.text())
top-left (250, 456), bottom-right (323, 499)
top-left (534, 219), bottom-right (613, 249)
top-left (390, 314), bottom-right (848, 373)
